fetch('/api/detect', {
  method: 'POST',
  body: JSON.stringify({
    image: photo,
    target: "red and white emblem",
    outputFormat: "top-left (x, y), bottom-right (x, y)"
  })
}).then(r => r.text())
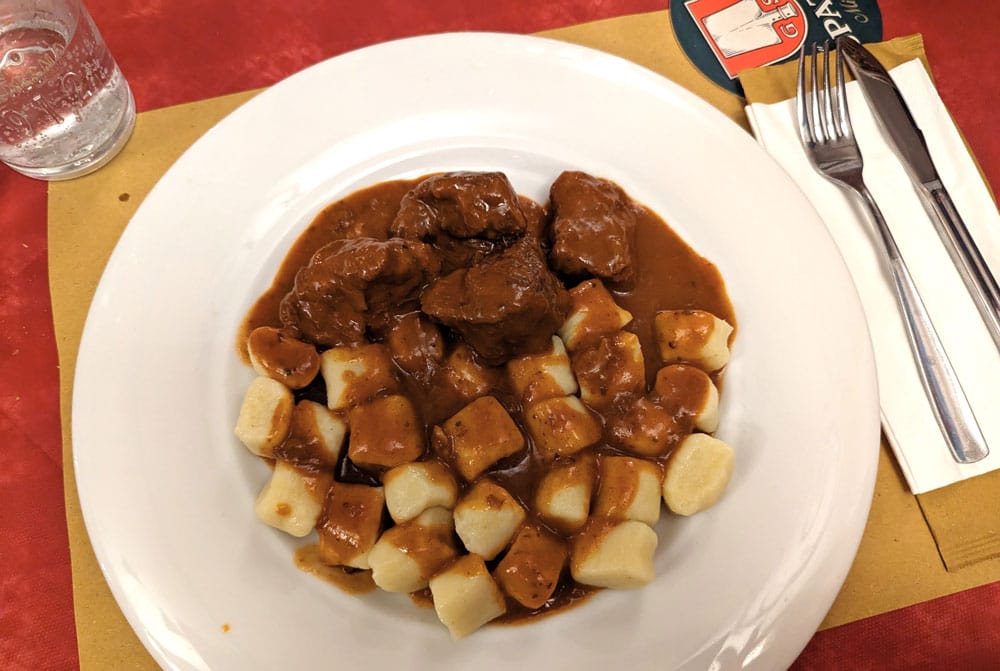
top-left (686, 0), bottom-right (808, 79)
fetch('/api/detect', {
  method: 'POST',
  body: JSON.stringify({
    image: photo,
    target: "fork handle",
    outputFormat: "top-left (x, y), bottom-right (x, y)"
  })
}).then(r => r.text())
top-left (921, 182), bottom-right (1000, 353)
top-left (856, 184), bottom-right (989, 464)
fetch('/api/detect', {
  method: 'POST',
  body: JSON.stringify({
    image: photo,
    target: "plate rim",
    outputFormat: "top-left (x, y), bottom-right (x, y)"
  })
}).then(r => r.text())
top-left (72, 30), bottom-right (880, 671)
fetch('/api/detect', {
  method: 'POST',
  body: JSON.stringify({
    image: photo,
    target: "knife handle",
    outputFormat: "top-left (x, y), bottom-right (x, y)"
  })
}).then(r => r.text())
top-left (923, 182), bottom-right (1000, 353)
top-left (855, 185), bottom-right (990, 465)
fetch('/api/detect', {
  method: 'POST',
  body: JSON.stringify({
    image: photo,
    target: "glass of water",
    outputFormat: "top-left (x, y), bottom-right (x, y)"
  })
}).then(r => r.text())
top-left (0, 0), bottom-right (135, 180)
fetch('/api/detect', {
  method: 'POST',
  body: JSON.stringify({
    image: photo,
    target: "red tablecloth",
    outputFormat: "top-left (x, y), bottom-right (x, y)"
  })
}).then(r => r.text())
top-left (2, 1), bottom-right (998, 669)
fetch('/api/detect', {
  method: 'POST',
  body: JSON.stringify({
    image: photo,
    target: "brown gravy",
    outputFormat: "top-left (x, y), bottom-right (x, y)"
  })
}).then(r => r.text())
top-left (293, 544), bottom-right (377, 595)
top-left (241, 174), bottom-right (735, 625)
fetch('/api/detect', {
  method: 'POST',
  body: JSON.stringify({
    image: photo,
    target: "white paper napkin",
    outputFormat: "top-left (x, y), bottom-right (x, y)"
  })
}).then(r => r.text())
top-left (745, 58), bottom-right (1000, 494)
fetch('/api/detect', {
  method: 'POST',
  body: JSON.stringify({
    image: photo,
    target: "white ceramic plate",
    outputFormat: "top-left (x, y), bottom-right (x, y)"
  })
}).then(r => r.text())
top-left (74, 33), bottom-right (879, 671)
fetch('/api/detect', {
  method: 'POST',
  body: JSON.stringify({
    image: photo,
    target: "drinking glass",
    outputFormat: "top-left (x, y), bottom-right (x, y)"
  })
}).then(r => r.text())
top-left (0, 0), bottom-right (135, 180)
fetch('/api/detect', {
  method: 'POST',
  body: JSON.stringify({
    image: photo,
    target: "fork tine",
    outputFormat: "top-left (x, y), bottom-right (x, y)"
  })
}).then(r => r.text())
top-left (809, 42), bottom-right (824, 142)
top-left (822, 41), bottom-right (837, 140)
top-left (795, 44), bottom-right (813, 145)
top-left (834, 39), bottom-right (852, 139)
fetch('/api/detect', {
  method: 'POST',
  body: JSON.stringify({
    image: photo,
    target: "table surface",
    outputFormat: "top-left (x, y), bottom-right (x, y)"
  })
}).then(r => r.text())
top-left (2, 1), bottom-right (999, 669)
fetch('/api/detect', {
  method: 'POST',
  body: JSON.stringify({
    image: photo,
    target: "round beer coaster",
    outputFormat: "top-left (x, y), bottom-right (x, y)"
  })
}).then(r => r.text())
top-left (671, 0), bottom-right (883, 95)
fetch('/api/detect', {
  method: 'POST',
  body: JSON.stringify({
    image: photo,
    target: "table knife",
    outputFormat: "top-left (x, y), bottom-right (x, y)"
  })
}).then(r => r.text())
top-left (838, 36), bottom-right (1000, 355)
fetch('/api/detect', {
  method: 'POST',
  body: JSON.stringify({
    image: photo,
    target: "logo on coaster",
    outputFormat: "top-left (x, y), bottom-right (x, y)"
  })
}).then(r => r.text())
top-left (672, 0), bottom-right (883, 95)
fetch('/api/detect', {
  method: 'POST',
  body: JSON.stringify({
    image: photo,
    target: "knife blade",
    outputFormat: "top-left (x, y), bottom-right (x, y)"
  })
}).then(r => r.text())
top-left (838, 36), bottom-right (1000, 355)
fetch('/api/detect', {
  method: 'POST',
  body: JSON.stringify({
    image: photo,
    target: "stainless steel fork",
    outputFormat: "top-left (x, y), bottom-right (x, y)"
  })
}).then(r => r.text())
top-left (796, 40), bottom-right (988, 464)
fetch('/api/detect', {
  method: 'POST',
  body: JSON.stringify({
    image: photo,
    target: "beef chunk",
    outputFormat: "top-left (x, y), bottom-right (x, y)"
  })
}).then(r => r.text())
top-left (548, 171), bottom-right (636, 287)
top-left (280, 237), bottom-right (441, 347)
top-left (425, 235), bottom-right (503, 275)
top-left (385, 312), bottom-right (445, 385)
top-left (421, 238), bottom-right (571, 365)
top-left (390, 172), bottom-right (530, 273)
top-left (519, 195), bottom-right (551, 247)
top-left (391, 172), bottom-right (528, 240)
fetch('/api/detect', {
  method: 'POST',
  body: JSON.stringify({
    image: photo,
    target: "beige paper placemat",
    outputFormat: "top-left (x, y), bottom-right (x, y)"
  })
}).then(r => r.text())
top-left (49, 11), bottom-right (1000, 668)
top-left (741, 33), bottom-right (1000, 572)
top-left (51, 89), bottom-right (259, 671)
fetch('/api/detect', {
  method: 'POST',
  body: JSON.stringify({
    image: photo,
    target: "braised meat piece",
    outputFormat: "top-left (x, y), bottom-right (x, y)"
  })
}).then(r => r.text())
top-left (391, 171), bottom-right (528, 240)
top-left (391, 172), bottom-right (529, 273)
top-left (385, 312), bottom-right (445, 385)
top-left (425, 235), bottom-right (503, 275)
top-left (421, 238), bottom-right (571, 365)
top-left (519, 195), bottom-right (551, 247)
top-left (280, 237), bottom-right (441, 347)
top-left (548, 171), bottom-right (636, 287)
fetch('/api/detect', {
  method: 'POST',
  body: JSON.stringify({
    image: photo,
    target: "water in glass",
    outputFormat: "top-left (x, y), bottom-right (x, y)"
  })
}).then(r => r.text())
top-left (0, 3), bottom-right (134, 179)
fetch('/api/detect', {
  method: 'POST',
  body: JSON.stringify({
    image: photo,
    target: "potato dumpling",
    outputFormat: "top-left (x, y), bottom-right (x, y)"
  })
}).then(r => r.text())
top-left (593, 456), bottom-right (662, 526)
top-left (572, 331), bottom-right (645, 412)
top-left (317, 482), bottom-right (385, 569)
top-left (407, 505), bottom-right (455, 533)
top-left (610, 396), bottom-right (686, 458)
top-left (558, 279), bottom-right (633, 352)
top-left (653, 309), bottom-right (733, 372)
top-left (320, 343), bottom-right (400, 410)
top-left (429, 554), bottom-right (507, 639)
top-left (453, 479), bottom-right (526, 560)
top-left (246, 326), bottom-right (320, 389)
top-left (234, 376), bottom-right (294, 458)
top-left (507, 335), bottom-right (578, 403)
top-left (570, 518), bottom-right (658, 589)
top-left (254, 460), bottom-right (333, 538)
top-left (652, 364), bottom-right (720, 433)
top-left (494, 523), bottom-right (568, 609)
top-left (368, 508), bottom-right (457, 593)
top-left (439, 342), bottom-right (501, 405)
top-left (523, 396), bottom-right (602, 461)
top-left (273, 399), bottom-right (346, 467)
top-left (534, 451), bottom-right (597, 534)
top-left (439, 396), bottom-right (525, 481)
top-left (662, 433), bottom-right (734, 516)
top-left (348, 395), bottom-right (425, 470)
top-left (383, 460), bottom-right (458, 523)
